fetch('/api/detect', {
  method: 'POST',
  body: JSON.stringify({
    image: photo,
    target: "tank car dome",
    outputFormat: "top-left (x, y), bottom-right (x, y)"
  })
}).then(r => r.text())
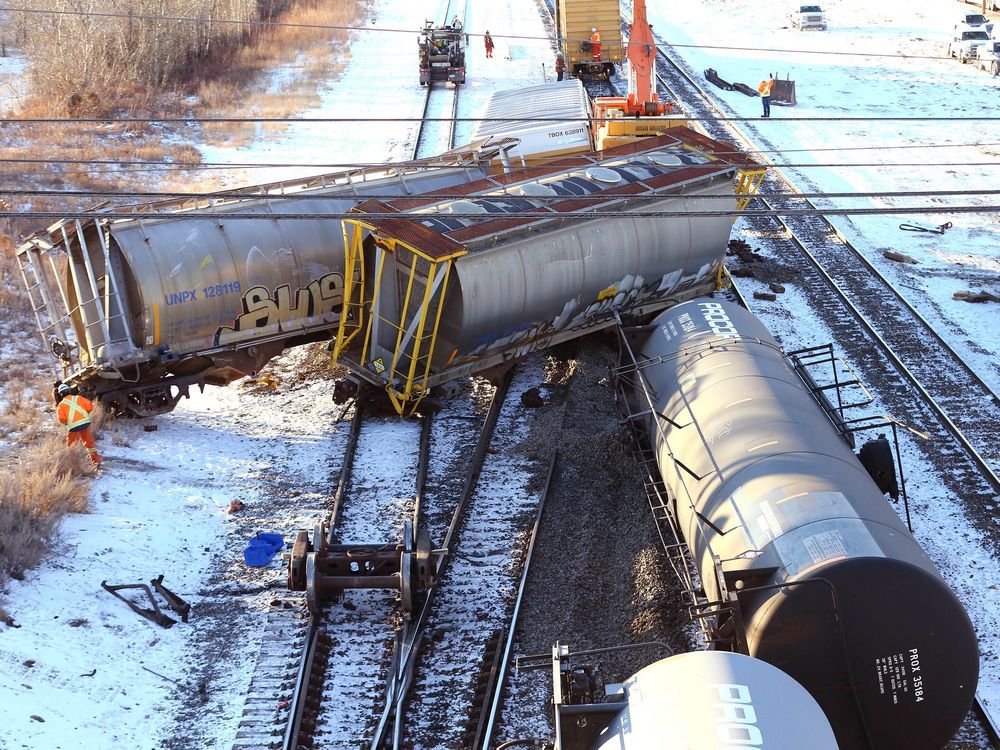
top-left (593, 651), bottom-right (838, 750)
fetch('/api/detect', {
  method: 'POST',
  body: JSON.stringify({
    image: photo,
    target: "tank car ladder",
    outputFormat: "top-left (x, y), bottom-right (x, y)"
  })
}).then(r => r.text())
top-left (334, 219), bottom-right (466, 416)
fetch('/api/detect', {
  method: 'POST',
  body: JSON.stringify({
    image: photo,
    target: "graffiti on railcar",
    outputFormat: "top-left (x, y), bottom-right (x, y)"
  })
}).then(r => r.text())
top-left (459, 261), bottom-right (719, 365)
top-left (213, 272), bottom-right (347, 346)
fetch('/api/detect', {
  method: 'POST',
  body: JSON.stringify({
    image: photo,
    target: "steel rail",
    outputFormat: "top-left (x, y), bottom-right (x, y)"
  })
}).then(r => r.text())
top-left (282, 399), bottom-right (365, 750)
top-left (476, 450), bottom-right (558, 750)
top-left (974, 693), bottom-right (1000, 749)
top-left (652, 47), bottom-right (1000, 494)
top-left (652, 38), bottom-right (1000, 742)
top-left (370, 365), bottom-right (516, 749)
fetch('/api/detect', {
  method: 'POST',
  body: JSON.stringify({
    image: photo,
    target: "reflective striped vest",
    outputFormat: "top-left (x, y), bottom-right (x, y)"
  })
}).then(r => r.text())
top-left (758, 79), bottom-right (774, 96)
top-left (591, 31), bottom-right (601, 43)
top-left (58, 395), bottom-right (94, 430)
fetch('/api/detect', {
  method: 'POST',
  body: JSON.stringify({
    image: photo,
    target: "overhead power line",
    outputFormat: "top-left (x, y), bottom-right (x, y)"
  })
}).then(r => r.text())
top-left (1, 136), bottom-right (999, 169)
top-left (6, 206), bottom-right (996, 223)
top-left (4, 115), bottom-right (1000, 124)
top-left (0, 5), bottom-right (974, 62)
top-left (4, 188), bottom-right (1000, 202)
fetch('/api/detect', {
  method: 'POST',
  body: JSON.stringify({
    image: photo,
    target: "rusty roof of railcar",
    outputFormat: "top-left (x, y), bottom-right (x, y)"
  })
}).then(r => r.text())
top-left (351, 199), bottom-right (468, 260)
top-left (352, 128), bottom-right (758, 253)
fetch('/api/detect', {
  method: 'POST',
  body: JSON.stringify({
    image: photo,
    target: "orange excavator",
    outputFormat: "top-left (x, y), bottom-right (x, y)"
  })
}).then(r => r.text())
top-left (591, 0), bottom-right (682, 150)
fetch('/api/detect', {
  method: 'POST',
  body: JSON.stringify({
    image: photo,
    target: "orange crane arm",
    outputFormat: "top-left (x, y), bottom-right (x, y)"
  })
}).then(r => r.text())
top-left (627, 0), bottom-right (658, 109)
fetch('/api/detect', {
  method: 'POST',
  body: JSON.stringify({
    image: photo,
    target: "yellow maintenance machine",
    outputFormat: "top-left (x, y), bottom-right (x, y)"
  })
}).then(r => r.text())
top-left (557, 0), bottom-right (623, 78)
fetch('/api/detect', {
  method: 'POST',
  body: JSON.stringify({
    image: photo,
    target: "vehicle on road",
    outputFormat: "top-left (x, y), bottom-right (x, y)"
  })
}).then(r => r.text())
top-left (976, 39), bottom-right (1000, 73)
top-left (791, 4), bottom-right (827, 30)
top-left (959, 12), bottom-right (994, 34)
top-left (949, 25), bottom-right (992, 62)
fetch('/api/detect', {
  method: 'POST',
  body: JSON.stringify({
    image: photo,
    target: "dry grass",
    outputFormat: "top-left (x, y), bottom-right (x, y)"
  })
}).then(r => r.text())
top-left (0, 0), bottom-right (367, 599)
top-left (0, 431), bottom-right (93, 585)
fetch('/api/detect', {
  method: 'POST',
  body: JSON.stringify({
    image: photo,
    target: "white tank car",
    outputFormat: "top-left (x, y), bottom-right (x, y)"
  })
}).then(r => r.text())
top-left (588, 651), bottom-right (839, 750)
top-left (333, 127), bottom-right (761, 414)
top-left (17, 159), bottom-right (490, 415)
top-left (631, 299), bottom-right (978, 750)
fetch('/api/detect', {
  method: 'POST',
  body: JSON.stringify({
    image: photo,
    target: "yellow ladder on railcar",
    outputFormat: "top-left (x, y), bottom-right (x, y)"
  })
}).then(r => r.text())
top-left (333, 219), bottom-right (466, 416)
top-left (331, 221), bottom-right (368, 360)
top-left (734, 168), bottom-right (767, 214)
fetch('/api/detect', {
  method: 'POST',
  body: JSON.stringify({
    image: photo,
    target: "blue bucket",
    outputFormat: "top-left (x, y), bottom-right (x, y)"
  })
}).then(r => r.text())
top-left (243, 533), bottom-right (285, 567)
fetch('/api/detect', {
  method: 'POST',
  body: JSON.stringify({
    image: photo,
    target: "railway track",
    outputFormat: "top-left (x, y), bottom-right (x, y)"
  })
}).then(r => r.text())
top-left (413, 0), bottom-right (469, 158)
top-left (650, 35), bottom-right (1000, 749)
top-left (233, 358), bottom-right (563, 750)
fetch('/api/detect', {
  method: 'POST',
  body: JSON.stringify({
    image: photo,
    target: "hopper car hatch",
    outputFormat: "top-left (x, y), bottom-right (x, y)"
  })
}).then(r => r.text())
top-left (419, 19), bottom-right (467, 85)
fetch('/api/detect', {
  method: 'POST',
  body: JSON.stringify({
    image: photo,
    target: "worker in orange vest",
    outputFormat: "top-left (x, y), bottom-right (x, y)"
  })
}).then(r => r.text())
top-left (56, 383), bottom-right (101, 466)
top-left (484, 30), bottom-right (494, 58)
top-left (555, 52), bottom-right (565, 81)
top-left (757, 76), bottom-right (774, 118)
top-left (590, 28), bottom-right (602, 61)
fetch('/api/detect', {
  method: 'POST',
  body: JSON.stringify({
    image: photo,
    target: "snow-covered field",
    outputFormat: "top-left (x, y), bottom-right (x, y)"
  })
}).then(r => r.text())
top-left (1, 0), bottom-right (998, 747)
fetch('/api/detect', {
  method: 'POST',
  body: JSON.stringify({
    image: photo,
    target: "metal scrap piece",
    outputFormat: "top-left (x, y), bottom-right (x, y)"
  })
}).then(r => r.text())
top-left (101, 580), bottom-right (176, 628)
top-left (151, 575), bottom-right (191, 623)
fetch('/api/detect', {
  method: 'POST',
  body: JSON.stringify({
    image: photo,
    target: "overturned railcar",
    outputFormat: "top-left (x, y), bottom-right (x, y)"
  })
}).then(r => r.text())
top-left (332, 127), bottom-right (761, 414)
top-left (17, 155), bottom-right (491, 415)
top-left (621, 299), bottom-right (978, 750)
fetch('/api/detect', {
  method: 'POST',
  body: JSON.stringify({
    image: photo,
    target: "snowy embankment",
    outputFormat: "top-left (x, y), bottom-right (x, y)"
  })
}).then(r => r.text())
top-left (647, 0), bottom-right (1000, 733)
top-left (647, 0), bottom-right (1000, 392)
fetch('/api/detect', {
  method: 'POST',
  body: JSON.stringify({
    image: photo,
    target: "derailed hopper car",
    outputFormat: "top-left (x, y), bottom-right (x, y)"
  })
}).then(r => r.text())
top-left (330, 128), bottom-right (762, 415)
top-left (17, 156), bottom-right (492, 416)
top-left (618, 299), bottom-right (978, 750)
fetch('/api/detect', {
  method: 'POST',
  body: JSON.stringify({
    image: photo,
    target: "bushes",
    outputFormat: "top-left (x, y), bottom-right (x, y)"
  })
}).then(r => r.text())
top-left (0, 431), bottom-right (92, 586)
top-left (10, 0), bottom-right (266, 103)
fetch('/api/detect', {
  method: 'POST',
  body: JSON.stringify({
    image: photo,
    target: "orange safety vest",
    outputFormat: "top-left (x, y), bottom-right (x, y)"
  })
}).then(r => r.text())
top-left (758, 79), bottom-right (774, 96)
top-left (58, 395), bottom-right (94, 430)
top-left (591, 31), bottom-right (601, 44)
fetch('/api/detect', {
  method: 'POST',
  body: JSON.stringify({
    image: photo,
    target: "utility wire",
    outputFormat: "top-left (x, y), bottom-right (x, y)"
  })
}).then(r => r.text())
top-left (4, 115), bottom-right (1000, 124)
top-left (0, 5), bottom-right (977, 62)
top-left (6, 206), bottom-right (996, 222)
top-left (4, 188), bottom-right (1000, 202)
top-left (2, 140), bottom-right (997, 167)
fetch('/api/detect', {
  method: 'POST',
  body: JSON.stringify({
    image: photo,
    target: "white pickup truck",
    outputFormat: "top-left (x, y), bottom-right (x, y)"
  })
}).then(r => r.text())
top-left (949, 25), bottom-right (992, 62)
top-left (791, 5), bottom-right (827, 30)
top-left (976, 39), bottom-right (1000, 74)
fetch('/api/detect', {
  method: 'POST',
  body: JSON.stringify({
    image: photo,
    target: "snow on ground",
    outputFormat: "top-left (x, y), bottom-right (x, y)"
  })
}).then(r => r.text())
top-left (647, 0), bottom-right (1000, 395)
top-left (3, 0), bottom-right (999, 745)
top-left (0, 346), bottom-right (345, 748)
top-left (0, 51), bottom-right (26, 115)
top-left (200, 0), bottom-right (438, 186)
top-left (646, 0), bottom-right (1000, 725)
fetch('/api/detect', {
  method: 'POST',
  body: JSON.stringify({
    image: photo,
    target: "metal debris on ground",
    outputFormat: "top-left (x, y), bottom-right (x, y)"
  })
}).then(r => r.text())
top-left (883, 250), bottom-right (919, 264)
top-left (754, 291), bottom-right (778, 301)
top-left (101, 580), bottom-right (177, 628)
top-left (151, 575), bottom-right (191, 623)
top-left (227, 499), bottom-right (245, 514)
top-left (954, 290), bottom-right (1000, 303)
top-left (520, 387), bottom-right (546, 408)
top-left (704, 68), bottom-right (734, 90)
top-left (732, 82), bottom-right (759, 97)
top-left (143, 424), bottom-right (158, 432)
top-left (768, 282), bottom-right (786, 294)
top-left (899, 221), bottom-right (952, 234)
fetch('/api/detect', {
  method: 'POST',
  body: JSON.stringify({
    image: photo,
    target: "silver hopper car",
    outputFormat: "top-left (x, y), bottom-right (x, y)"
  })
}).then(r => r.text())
top-left (332, 127), bottom-right (763, 415)
top-left (16, 156), bottom-right (491, 416)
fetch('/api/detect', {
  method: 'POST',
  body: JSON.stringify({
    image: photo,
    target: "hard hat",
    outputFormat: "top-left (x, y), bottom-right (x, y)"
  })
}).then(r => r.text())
top-left (57, 383), bottom-right (72, 395)
top-left (592, 27), bottom-right (597, 32)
